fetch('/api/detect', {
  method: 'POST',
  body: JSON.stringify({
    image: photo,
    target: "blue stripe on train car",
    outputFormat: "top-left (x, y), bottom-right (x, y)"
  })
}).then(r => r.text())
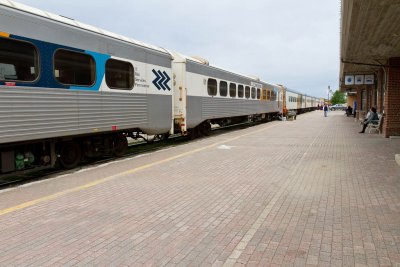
top-left (2, 34), bottom-right (110, 91)
top-left (5, 34), bottom-right (83, 89)
top-left (70, 51), bottom-right (110, 91)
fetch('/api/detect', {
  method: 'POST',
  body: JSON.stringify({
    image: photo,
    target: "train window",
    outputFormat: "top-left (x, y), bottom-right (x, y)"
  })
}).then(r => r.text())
top-left (229, 83), bottom-right (236, 97)
top-left (54, 49), bottom-right (95, 86)
top-left (219, 81), bottom-right (228, 97)
top-left (245, 86), bottom-right (250, 98)
top-left (105, 59), bottom-right (134, 90)
top-left (257, 89), bottom-right (261, 99)
top-left (207, 78), bottom-right (217, 96)
top-left (238, 85), bottom-right (244, 98)
top-left (267, 90), bottom-right (271, 100)
top-left (251, 87), bottom-right (256, 99)
top-left (0, 37), bottom-right (39, 82)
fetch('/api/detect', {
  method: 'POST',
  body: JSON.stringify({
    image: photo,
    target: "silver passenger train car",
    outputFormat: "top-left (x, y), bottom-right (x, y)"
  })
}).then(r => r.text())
top-left (0, 1), bottom-right (315, 175)
top-left (282, 86), bottom-right (321, 114)
top-left (169, 52), bottom-right (281, 136)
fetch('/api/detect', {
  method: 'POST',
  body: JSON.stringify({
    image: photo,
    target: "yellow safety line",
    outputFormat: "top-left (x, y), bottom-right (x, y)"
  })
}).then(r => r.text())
top-left (0, 32), bottom-right (10, 37)
top-left (0, 123), bottom-right (279, 217)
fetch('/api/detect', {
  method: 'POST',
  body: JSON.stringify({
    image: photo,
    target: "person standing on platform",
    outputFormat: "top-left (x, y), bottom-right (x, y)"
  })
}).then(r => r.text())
top-left (323, 104), bottom-right (328, 117)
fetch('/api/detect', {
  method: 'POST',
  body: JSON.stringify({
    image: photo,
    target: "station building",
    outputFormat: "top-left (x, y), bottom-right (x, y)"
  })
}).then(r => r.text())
top-left (340, 0), bottom-right (400, 137)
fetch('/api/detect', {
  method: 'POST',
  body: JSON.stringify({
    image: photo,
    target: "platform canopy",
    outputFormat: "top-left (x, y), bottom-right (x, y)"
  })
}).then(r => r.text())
top-left (340, 0), bottom-right (400, 89)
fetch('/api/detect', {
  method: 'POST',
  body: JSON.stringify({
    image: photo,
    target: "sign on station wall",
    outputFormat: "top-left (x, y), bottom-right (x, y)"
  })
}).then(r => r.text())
top-left (345, 75), bottom-right (354, 85)
top-left (344, 74), bottom-right (374, 85)
top-left (364, 75), bottom-right (374, 84)
top-left (355, 75), bottom-right (364, 85)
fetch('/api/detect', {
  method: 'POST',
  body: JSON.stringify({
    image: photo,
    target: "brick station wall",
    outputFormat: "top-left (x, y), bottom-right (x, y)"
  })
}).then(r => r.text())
top-left (376, 69), bottom-right (385, 132)
top-left (356, 87), bottom-right (362, 119)
top-left (383, 57), bottom-right (400, 137)
top-left (367, 85), bottom-right (373, 110)
top-left (377, 69), bottom-right (384, 113)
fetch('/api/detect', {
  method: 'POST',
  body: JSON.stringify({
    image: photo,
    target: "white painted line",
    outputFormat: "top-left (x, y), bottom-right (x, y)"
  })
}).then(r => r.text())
top-left (217, 145), bottom-right (234, 150)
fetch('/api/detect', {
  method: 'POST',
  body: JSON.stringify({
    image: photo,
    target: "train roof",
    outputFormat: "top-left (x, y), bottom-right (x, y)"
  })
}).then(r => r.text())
top-left (0, 0), bottom-right (169, 54)
top-left (1, 1), bottom-right (321, 99)
top-left (260, 81), bottom-right (281, 88)
top-left (179, 54), bottom-right (262, 82)
top-left (181, 54), bottom-right (286, 91)
top-left (286, 87), bottom-right (307, 96)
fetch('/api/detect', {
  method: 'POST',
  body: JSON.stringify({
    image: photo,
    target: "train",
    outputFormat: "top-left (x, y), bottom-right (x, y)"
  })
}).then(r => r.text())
top-left (0, 1), bottom-right (322, 175)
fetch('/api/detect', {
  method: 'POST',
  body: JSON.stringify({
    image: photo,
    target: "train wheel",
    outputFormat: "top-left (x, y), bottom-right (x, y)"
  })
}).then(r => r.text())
top-left (113, 134), bottom-right (128, 157)
top-left (155, 132), bottom-right (170, 142)
top-left (200, 122), bottom-right (211, 136)
top-left (58, 141), bottom-right (81, 169)
top-left (161, 132), bottom-right (170, 141)
top-left (189, 127), bottom-right (200, 140)
top-left (154, 132), bottom-right (170, 142)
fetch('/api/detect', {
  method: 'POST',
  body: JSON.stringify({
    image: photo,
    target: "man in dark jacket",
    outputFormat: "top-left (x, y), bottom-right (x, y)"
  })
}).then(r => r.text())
top-left (323, 104), bottom-right (328, 117)
top-left (359, 107), bottom-right (379, 133)
top-left (346, 106), bottom-right (353, 116)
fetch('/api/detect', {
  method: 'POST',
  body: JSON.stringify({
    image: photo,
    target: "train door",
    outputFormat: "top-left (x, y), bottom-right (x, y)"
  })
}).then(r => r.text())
top-left (297, 94), bottom-right (302, 110)
top-left (278, 85), bottom-right (285, 114)
top-left (304, 96), bottom-right (307, 109)
top-left (261, 87), bottom-right (267, 101)
top-left (169, 51), bottom-right (187, 134)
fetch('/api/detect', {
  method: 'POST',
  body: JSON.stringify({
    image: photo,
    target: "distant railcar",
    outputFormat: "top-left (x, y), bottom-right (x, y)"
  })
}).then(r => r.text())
top-left (280, 86), bottom-right (319, 115)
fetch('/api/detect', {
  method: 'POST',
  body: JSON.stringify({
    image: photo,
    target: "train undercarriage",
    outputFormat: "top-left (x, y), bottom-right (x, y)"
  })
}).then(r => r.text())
top-left (0, 131), bottom-right (159, 176)
top-left (0, 112), bottom-right (278, 177)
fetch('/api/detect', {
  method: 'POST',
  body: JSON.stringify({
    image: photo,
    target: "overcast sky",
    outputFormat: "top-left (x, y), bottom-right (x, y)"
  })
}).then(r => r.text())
top-left (15, 0), bottom-right (340, 98)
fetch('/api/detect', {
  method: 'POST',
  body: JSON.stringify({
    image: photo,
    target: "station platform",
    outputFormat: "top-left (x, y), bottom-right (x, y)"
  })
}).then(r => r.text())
top-left (0, 111), bottom-right (399, 266)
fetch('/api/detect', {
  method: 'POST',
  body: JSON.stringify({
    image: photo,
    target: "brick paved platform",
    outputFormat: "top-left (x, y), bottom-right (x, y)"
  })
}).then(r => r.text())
top-left (0, 111), bottom-right (399, 266)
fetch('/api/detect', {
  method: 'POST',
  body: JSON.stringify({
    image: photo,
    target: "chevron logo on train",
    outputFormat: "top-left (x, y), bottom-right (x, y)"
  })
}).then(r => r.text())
top-left (152, 69), bottom-right (171, 91)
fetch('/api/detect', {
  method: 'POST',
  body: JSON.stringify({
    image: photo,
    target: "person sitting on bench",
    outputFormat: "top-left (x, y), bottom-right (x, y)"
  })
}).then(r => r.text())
top-left (359, 107), bottom-right (378, 133)
top-left (346, 106), bottom-right (353, 117)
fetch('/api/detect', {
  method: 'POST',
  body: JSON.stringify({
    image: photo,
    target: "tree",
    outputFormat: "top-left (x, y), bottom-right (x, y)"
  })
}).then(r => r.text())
top-left (330, 90), bottom-right (346, 105)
